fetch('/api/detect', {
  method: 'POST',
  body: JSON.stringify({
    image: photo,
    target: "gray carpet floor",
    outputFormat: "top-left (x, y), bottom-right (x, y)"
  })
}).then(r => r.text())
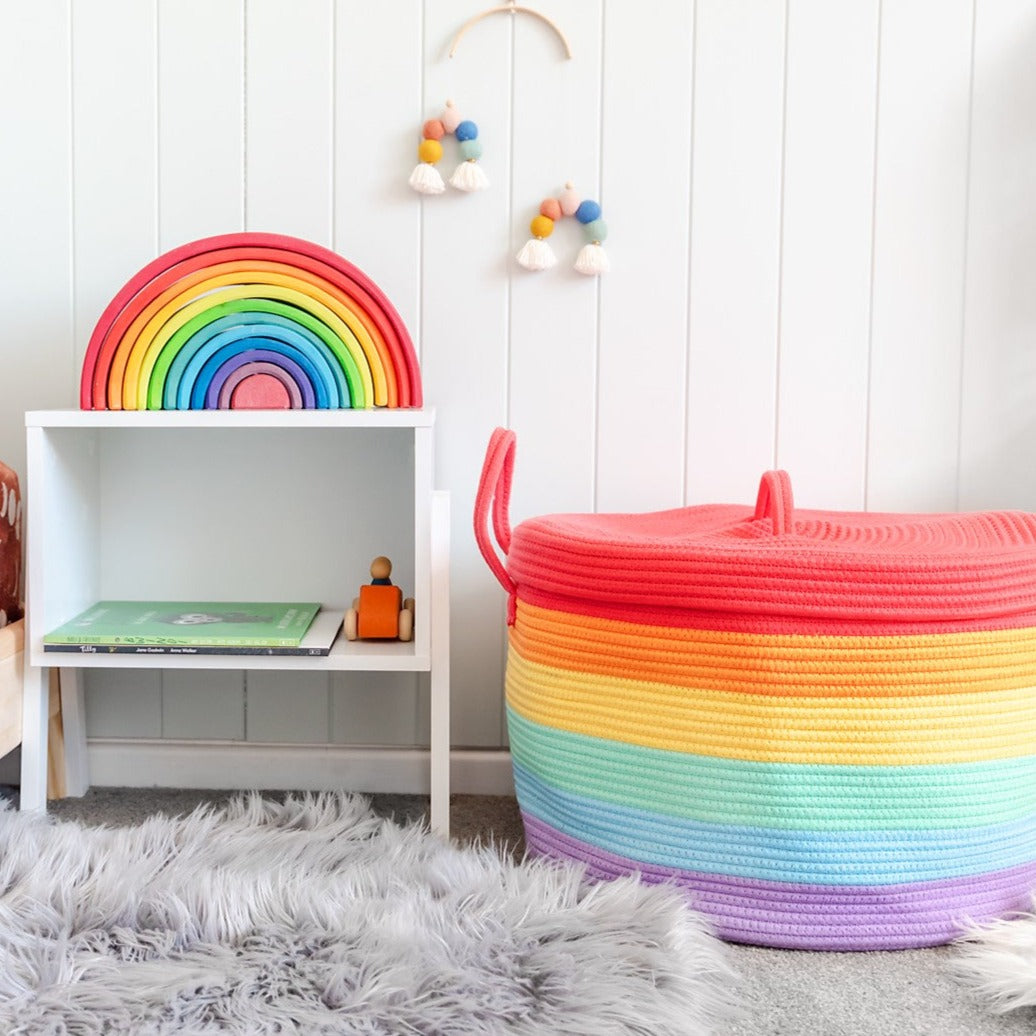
top-left (3, 785), bottom-right (1034, 1035)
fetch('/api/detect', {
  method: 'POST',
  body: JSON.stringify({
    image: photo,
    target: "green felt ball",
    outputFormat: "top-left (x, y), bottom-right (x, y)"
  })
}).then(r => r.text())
top-left (459, 138), bottom-right (483, 161)
top-left (583, 218), bottom-right (608, 243)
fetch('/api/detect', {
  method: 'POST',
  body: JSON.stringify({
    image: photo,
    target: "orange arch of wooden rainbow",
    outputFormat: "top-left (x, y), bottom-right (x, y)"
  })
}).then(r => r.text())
top-left (81, 233), bottom-right (422, 410)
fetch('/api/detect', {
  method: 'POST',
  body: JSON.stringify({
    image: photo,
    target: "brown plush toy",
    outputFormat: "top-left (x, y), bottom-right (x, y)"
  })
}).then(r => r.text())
top-left (0, 461), bottom-right (21, 627)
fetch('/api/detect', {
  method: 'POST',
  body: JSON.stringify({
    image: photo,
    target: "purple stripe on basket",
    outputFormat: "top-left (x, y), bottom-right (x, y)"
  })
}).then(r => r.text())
top-left (521, 812), bottom-right (1036, 951)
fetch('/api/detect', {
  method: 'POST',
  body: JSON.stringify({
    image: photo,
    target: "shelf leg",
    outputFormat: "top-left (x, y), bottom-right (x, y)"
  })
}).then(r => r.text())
top-left (58, 669), bottom-right (90, 797)
top-left (19, 662), bottom-right (49, 812)
top-left (429, 490), bottom-right (450, 838)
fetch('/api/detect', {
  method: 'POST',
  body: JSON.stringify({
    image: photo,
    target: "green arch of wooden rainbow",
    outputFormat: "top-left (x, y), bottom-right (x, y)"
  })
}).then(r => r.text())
top-left (152, 304), bottom-right (358, 411)
top-left (80, 232), bottom-right (422, 410)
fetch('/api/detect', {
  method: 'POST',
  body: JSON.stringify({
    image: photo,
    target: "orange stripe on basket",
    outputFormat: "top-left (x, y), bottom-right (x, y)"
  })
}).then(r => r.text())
top-left (511, 600), bottom-right (1036, 698)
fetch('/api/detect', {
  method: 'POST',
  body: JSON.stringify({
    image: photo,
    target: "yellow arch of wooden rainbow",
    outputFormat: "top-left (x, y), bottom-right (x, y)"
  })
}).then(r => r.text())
top-left (111, 269), bottom-right (390, 410)
top-left (121, 283), bottom-right (377, 411)
top-left (115, 258), bottom-right (395, 410)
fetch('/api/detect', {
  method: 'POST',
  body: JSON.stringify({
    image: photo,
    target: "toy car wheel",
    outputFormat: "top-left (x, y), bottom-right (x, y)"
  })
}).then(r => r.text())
top-left (397, 607), bottom-right (414, 642)
top-left (343, 608), bottom-right (358, 641)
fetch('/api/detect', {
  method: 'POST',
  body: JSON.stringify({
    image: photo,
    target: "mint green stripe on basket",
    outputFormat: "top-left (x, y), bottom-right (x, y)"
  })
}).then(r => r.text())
top-left (507, 705), bottom-right (1036, 832)
top-left (512, 762), bottom-right (1036, 885)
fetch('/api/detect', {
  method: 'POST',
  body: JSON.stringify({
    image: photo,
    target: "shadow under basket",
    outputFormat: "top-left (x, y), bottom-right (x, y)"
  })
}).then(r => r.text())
top-left (476, 428), bottom-right (1036, 951)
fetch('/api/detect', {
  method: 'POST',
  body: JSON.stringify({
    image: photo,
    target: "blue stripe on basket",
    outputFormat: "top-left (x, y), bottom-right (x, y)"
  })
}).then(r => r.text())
top-left (512, 762), bottom-right (1036, 886)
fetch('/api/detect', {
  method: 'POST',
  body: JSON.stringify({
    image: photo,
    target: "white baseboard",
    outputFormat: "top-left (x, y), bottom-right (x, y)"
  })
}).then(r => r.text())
top-left (85, 739), bottom-right (516, 797)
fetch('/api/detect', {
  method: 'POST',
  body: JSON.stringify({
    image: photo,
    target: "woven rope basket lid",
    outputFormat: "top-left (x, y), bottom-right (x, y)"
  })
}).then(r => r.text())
top-left (505, 467), bottom-right (1036, 632)
top-left (476, 428), bottom-right (1036, 951)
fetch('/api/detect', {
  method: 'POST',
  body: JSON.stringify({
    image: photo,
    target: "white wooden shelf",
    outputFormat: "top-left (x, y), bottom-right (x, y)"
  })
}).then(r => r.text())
top-left (20, 408), bottom-right (451, 834)
top-left (39, 637), bottom-right (432, 672)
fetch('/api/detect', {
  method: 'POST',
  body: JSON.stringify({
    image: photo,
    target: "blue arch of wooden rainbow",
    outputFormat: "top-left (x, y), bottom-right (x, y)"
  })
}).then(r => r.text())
top-left (80, 232), bottom-right (421, 410)
top-left (165, 312), bottom-right (352, 410)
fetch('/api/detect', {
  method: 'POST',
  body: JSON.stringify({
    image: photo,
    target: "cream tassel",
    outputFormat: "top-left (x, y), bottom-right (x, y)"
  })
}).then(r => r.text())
top-left (409, 162), bottom-right (446, 195)
top-left (574, 242), bottom-right (610, 276)
top-left (449, 160), bottom-right (489, 192)
top-left (516, 238), bottom-right (558, 271)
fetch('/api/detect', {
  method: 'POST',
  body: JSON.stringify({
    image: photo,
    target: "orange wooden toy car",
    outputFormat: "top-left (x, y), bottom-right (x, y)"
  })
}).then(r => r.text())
top-left (343, 556), bottom-right (415, 641)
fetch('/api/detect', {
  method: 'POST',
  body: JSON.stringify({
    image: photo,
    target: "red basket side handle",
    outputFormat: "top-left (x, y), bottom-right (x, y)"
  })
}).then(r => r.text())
top-left (474, 427), bottom-right (518, 622)
top-left (754, 469), bottom-right (794, 535)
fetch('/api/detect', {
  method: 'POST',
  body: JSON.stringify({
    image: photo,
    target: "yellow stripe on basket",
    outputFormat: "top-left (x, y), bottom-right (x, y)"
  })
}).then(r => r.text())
top-left (513, 601), bottom-right (1036, 698)
top-left (505, 647), bottom-right (1036, 766)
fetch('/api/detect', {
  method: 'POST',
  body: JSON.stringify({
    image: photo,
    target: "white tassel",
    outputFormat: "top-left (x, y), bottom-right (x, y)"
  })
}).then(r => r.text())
top-left (516, 238), bottom-right (558, 271)
top-left (574, 242), bottom-right (610, 276)
top-left (409, 162), bottom-right (446, 195)
top-left (449, 161), bottom-right (489, 192)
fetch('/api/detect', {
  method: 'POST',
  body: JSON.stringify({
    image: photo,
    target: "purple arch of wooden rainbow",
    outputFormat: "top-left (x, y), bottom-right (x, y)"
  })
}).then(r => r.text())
top-left (80, 232), bottom-right (421, 410)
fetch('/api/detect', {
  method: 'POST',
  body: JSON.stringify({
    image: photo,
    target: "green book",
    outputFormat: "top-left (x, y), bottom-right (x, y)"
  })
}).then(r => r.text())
top-left (43, 601), bottom-right (321, 648)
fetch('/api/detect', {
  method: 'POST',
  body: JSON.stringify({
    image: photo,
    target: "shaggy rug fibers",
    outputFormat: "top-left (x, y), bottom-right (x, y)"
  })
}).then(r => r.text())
top-left (0, 792), bottom-right (739, 1034)
top-left (953, 896), bottom-right (1036, 1015)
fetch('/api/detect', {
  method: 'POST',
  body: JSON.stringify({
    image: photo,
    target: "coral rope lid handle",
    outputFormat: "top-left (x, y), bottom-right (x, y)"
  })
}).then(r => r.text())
top-left (474, 427), bottom-right (519, 622)
top-left (754, 469), bottom-right (794, 535)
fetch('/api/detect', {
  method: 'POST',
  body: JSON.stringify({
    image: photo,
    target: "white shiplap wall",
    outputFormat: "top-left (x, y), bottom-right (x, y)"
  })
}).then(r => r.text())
top-left (2, 0), bottom-right (1035, 788)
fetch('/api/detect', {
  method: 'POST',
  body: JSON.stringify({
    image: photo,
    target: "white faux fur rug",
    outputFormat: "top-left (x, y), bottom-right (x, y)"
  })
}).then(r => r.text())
top-left (954, 898), bottom-right (1036, 1015)
top-left (0, 793), bottom-right (739, 1034)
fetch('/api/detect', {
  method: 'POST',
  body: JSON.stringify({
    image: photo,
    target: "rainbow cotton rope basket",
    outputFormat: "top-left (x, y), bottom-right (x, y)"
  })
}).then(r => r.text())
top-left (475, 428), bottom-right (1036, 951)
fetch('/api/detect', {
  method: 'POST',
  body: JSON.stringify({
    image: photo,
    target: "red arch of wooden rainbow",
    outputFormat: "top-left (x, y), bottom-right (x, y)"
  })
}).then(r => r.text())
top-left (81, 232), bottom-right (421, 410)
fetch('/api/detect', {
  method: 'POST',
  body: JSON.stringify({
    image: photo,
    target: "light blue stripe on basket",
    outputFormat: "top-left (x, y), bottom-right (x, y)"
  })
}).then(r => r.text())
top-left (512, 762), bottom-right (1036, 886)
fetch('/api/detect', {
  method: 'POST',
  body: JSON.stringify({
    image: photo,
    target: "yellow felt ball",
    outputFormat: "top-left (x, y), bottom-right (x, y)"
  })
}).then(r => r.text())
top-left (530, 214), bottom-right (555, 239)
top-left (418, 138), bottom-right (443, 164)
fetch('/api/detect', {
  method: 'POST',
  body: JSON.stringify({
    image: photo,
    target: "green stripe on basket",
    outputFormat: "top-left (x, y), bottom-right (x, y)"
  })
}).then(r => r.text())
top-left (506, 705), bottom-right (1036, 832)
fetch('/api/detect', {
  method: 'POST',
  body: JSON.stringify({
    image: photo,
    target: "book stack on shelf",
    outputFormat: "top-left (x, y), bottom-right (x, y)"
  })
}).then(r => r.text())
top-left (43, 601), bottom-right (342, 657)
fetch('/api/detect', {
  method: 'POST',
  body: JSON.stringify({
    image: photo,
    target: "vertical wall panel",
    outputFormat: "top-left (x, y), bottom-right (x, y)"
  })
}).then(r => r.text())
top-left (596, 3), bottom-right (694, 513)
top-left (867, 0), bottom-right (973, 513)
top-left (959, 0), bottom-right (1036, 510)
top-left (506, 0), bottom-right (603, 746)
top-left (0, 2), bottom-right (73, 478)
top-left (777, 0), bottom-right (880, 510)
top-left (162, 669), bottom-right (244, 740)
top-left (686, 0), bottom-right (785, 506)
top-left (155, 0), bottom-right (248, 735)
top-left (331, 2), bottom-right (423, 745)
top-left (332, 672), bottom-right (423, 746)
top-left (72, 0), bottom-right (158, 366)
top-left (246, 670), bottom-right (330, 743)
top-left (246, 0), bottom-right (333, 243)
top-left (334, 0), bottom-right (422, 342)
top-left (158, 0), bottom-right (245, 248)
top-left (84, 669), bottom-right (162, 738)
top-left (509, 0), bottom-right (602, 523)
top-left (73, 0), bottom-right (161, 738)
top-left (421, 0), bottom-right (512, 747)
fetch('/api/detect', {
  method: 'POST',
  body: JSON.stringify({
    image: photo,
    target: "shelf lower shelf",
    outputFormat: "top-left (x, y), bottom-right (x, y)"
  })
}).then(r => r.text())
top-left (33, 637), bottom-right (430, 672)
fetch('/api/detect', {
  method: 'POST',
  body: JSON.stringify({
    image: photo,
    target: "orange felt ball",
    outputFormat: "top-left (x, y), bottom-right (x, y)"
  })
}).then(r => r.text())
top-left (418, 138), bottom-right (443, 164)
top-left (422, 119), bottom-right (446, 141)
top-left (530, 214), bottom-right (555, 239)
top-left (539, 198), bottom-right (563, 221)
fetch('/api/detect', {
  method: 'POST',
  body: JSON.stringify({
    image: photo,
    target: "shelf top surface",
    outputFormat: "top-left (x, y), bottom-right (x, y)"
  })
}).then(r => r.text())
top-left (26, 407), bottom-right (436, 429)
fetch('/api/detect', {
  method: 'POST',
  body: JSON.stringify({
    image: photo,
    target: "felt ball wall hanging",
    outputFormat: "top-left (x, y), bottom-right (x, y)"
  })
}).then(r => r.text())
top-left (516, 182), bottom-right (609, 275)
top-left (409, 100), bottom-right (489, 194)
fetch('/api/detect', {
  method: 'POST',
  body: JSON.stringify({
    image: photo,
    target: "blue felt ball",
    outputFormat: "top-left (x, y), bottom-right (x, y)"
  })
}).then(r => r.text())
top-left (575, 199), bottom-right (602, 224)
top-left (455, 120), bottom-right (479, 142)
top-left (459, 138), bottom-right (483, 161)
